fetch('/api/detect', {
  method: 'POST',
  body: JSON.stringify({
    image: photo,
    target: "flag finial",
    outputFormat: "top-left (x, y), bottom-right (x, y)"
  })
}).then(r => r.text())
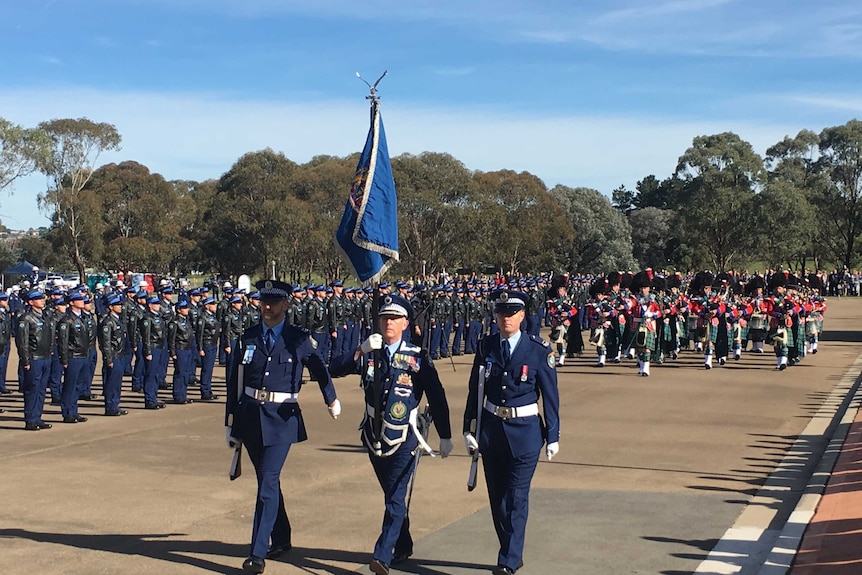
top-left (356, 70), bottom-right (388, 102)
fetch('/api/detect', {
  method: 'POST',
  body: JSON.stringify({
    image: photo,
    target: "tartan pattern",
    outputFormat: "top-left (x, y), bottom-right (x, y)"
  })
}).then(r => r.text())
top-left (635, 327), bottom-right (657, 350)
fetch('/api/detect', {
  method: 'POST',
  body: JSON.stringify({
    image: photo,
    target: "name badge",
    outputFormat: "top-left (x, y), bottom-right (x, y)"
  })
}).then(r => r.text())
top-left (242, 345), bottom-right (256, 364)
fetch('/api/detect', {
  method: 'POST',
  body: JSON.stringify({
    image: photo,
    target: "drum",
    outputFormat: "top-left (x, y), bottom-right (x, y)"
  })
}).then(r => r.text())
top-left (749, 314), bottom-right (767, 331)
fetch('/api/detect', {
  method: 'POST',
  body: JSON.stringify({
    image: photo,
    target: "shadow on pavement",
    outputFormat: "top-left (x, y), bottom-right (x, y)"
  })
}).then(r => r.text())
top-left (0, 528), bottom-right (491, 575)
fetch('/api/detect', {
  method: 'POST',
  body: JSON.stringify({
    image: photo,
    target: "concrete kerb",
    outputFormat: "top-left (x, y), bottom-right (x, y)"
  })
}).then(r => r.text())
top-left (756, 352), bottom-right (862, 575)
top-left (694, 351), bottom-right (862, 575)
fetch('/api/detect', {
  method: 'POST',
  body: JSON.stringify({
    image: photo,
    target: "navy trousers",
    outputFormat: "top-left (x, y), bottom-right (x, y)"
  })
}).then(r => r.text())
top-left (452, 322), bottom-right (465, 354)
top-left (0, 345), bottom-right (9, 391)
top-left (440, 321), bottom-right (452, 357)
top-left (49, 346), bottom-right (63, 401)
top-left (466, 321), bottom-right (481, 354)
top-left (429, 323), bottom-right (442, 359)
top-left (311, 332), bottom-right (329, 366)
top-left (103, 359), bottom-right (124, 412)
top-left (132, 345), bottom-right (145, 391)
top-left (482, 437), bottom-right (541, 571)
top-left (143, 348), bottom-right (166, 404)
top-left (61, 357), bottom-right (89, 419)
top-left (172, 349), bottom-right (195, 401)
top-left (200, 345), bottom-right (217, 397)
top-left (22, 358), bottom-right (51, 425)
top-left (244, 439), bottom-right (293, 560)
top-left (369, 440), bottom-right (417, 565)
top-left (122, 339), bottom-right (134, 376)
top-left (158, 344), bottom-right (170, 388)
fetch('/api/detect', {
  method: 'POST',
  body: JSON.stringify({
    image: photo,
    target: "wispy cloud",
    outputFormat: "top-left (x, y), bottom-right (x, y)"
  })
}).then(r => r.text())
top-left (595, 0), bottom-right (736, 24)
top-left (781, 94), bottom-right (862, 113)
top-left (37, 55), bottom-right (62, 65)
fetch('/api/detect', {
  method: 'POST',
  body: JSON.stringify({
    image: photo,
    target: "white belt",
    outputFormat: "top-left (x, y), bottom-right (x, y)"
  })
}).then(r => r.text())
top-left (484, 400), bottom-right (539, 420)
top-left (245, 387), bottom-right (298, 403)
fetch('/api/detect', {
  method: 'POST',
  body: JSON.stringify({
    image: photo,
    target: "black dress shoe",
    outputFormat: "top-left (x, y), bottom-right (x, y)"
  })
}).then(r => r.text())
top-left (131, 387), bottom-right (143, 393)
top-left (144, 402), bottom-right (166, 410)
top-left (170, 398), bottom-right (194, 404)
top-left (241, 556), bottom-right (265, 573)
top-left (392, 550), bottom-right (412, 564)
top-left (79, 394), bottom-right (99, 401)
top-left (50, 400), bottom-right (62, 406)
top-left (0, 389), bottom-right (13, 395)
top-left (37, 421), bottom-right (53, 430)
top-left (104, 409), bottom-right (128, 416)
top-left (63, 415), bottom-right (88, 423)
top-left (492, 566), bottom-right (516, 575)
top-left (24, 422), bottom-right (41, 431)
top-left (369, 559), bottom-right (390, 575)
top-left (265, 542), bottom-right (291, 559)
top-left (199, 394), bottom-right (219, 401)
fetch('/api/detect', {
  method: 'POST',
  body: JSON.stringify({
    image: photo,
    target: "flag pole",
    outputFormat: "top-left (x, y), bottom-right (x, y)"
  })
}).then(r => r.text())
top-left (357, 70), bottom-right (389, 454)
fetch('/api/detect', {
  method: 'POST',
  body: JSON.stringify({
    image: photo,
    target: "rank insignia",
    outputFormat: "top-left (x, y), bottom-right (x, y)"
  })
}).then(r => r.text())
top-left (390, 401), bottom-right (408, 420)
top-left (397, 373), bottom-right (412, 387)
top-left (547, 352), bottom-right (555, 368)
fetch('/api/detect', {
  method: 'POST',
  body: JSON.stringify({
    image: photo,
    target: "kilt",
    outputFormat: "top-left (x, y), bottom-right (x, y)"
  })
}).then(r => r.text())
top-left (635, 326), bottom-right (656, 350)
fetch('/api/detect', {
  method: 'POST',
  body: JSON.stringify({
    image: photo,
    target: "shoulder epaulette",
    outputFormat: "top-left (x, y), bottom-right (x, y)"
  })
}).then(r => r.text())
top-left (529, 334), bottom-right (550, 348)
top-left (401, 342), bottom-right (421, 353)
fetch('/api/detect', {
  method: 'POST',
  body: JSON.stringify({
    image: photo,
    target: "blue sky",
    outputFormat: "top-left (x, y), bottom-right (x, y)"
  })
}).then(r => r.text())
top-left (1, 0), bottom-right (861, 229)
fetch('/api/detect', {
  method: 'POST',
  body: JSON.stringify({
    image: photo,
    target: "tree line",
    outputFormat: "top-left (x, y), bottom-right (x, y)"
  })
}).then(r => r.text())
top-left (2, 116), bottom-right (862, 283)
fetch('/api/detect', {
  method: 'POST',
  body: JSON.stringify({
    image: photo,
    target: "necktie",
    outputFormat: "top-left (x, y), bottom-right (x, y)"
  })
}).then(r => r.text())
top-left (502, 339), bottom-right (510, 363)
top-left (265, 329), bottom-right (275, 354)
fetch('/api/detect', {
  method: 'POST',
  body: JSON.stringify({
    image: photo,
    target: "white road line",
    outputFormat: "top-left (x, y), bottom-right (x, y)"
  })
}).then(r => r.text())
top-left (694, 352), bottom-right (862, 575)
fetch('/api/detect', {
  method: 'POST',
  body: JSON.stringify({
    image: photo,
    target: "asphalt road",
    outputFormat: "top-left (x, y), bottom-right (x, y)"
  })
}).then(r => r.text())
top-left (1, 298), bottom-right (860, 575)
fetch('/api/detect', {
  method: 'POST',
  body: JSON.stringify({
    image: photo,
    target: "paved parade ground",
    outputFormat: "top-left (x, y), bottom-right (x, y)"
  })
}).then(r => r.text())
top-left (2, 298), bottom-right (862, 575)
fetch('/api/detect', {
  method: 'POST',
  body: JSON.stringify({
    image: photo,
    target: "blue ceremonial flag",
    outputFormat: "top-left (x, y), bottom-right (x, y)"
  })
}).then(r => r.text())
top-left (335, 100), bottom-right (399, 283)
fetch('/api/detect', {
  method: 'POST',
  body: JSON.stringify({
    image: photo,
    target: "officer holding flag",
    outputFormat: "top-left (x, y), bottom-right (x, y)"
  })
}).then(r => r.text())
top-left (330, 294), bottom-right (453, 575)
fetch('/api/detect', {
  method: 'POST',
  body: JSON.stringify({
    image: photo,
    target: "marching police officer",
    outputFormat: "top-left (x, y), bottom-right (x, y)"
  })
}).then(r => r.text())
top-left (225, 280), bottom-right (340, 574)
top-left (463, 290), bottom-right (560, 575)
top-left (16, 290), bottom-right (54, 430)
top-left (330, 294), bottom-right (453, 575)
top-left (99, 294), bottom-right (128, 416)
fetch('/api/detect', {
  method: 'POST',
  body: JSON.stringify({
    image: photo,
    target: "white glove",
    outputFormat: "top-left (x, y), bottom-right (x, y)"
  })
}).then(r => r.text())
top-left (328, 399), bottom-right (341, 419)
top-left (360, 333), bottom-right (383, 354)
top-left (546, 441), bottom-right (559, 461)
top-left (439, 438), bottom-right (454, 458)
top-left (225, 426), bottom-right (241, 449)
top-left (464, 432), bottom-right (479, 454)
